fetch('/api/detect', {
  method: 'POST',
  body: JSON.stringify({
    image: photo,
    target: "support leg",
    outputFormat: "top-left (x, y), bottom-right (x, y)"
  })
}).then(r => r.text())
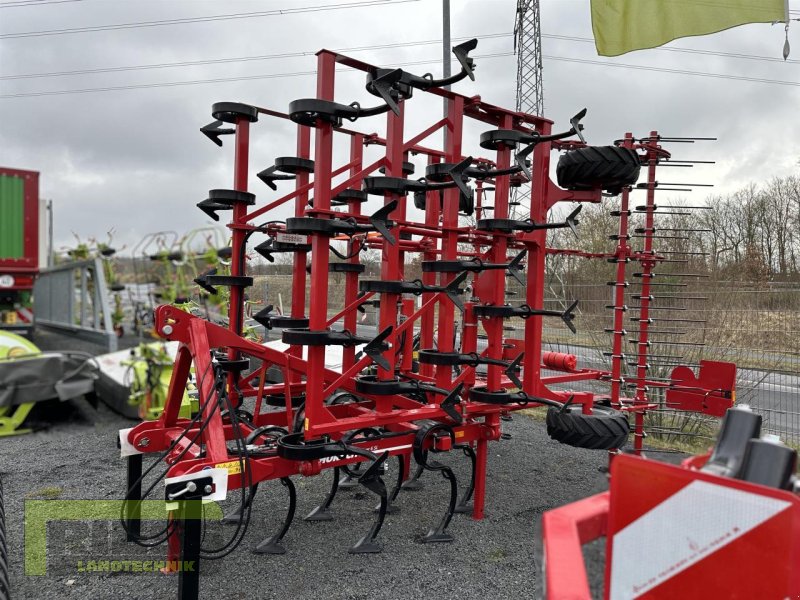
top-left (253, 477), bottom-right (296, 554)
top-left (125, 453), bottom-right (143, 541)
top-left (472, 438), bottom-right (488, 521)
top-left (177, 501), bottom-right (202, 600)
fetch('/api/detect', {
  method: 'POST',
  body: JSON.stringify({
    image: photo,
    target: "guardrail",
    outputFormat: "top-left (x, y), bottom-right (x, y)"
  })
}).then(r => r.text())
top-left (33, 257), bottom-right (117, 352)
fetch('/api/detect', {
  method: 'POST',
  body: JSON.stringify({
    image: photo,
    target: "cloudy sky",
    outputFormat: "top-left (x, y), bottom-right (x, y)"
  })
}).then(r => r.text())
top-left (1, 0), bottom-right (798, 254)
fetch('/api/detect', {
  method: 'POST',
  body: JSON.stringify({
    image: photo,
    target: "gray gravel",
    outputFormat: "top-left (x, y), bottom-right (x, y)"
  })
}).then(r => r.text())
top-left (2, 398), bottom-right (684, 600)
top-left (1, 400), bottom-right (610, 600)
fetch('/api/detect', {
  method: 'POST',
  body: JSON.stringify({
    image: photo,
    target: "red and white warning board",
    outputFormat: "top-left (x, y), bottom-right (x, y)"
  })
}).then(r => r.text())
top-left (605, 455), bottom-right (800, 599)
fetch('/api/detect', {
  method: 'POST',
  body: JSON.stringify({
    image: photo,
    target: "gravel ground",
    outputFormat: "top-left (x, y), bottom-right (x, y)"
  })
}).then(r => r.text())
top-left (2, 399), bottom-right (626, 600)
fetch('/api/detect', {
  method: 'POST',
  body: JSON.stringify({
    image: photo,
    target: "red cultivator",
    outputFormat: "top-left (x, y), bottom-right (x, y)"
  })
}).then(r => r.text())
top-left (119, 41), bottom-right (736, 599)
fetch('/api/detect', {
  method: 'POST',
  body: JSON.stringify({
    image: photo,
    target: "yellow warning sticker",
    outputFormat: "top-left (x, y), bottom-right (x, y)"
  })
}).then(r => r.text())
top-left (215, 460), bottom-right (243, 475)
top-left (455, 431), bottom-right (465, 439)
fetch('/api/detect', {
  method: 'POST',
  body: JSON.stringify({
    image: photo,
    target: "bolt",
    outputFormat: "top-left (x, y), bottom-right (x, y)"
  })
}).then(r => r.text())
top-left (161, 325), bottom-right (173, 336)
top-left (204, 485), bottom-right (213, 494)
top-left (137, 437), bottom-right (150, 447)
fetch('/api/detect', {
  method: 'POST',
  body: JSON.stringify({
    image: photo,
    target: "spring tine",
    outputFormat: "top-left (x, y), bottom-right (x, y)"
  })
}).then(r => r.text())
top-left (628, 329), bottom-right (687, 335)
top-left (633, 317), bottom-right (706, 323)
top-left (631, 282), bottom-right (688, 287)
top-left (657, 136), bottom-right (717, 141)
top-left (663, 159), bottom-right (715, 164)
top-left (632, 187), bottom-right (694, 192)
top-left (651, 183), bottom-right (714, 188)
top-left (638, 250), bottom-right (710, 256)
top-left (634, 210), bottom-right (693, 215)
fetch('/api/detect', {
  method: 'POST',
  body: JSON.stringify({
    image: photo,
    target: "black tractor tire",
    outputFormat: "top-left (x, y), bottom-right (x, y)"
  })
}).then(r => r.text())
top-left (0, 475), bottom-right (8, 600)
top-left (546, 404), bottom-right (630, 450)
top-left (556, 146), bottom-right (641, 194)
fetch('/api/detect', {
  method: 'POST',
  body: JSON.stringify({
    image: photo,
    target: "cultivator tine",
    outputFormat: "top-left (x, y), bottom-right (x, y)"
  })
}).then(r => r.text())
top-left (305, 467), bottom-right (340, 522)
top-left (349, 452), bottom-right (390, 554)
top-left (507, 250), bottom-right (527, 286)
top-left (440, 384), bottom-right (464, 424)
top-left (376, 454), bottom-right (406, 515)
top-left (257, 165), bottom-right (294, 191)
top-left (448, 156), bottom-right (475, 200)
top-left (401, 464), bottom-right (425, 491)
top-left (454, 444), bottom-right (477, 514)
top-left (253, 477), bottom-right (296, 555)
top-left (504, 353), bottom-right (524, 389)
top-left (369, 68), bottom-right (404, 115)
top-left (444, 271), bottom-right (469, 312)
top-left (222, 485), bottom-right (259, 525)
top-left (369, 199), bottom-right (398, 245)
top-left (194, 267), bottom-right (218, 295)
top-left (200, 120), bottom-right (234, 147)
top-left (569, 108), bottom-right (587, 143)
top-left (452, 38), bottom-right (478, 80)
top-left (565, 205), bottom-right (582, 238)
top-left (357, 325), bottom-right (393, 371)
top-left (413, 426), bottom-right (459, 543)
top-left (561, 299), bottom-right (579, 334)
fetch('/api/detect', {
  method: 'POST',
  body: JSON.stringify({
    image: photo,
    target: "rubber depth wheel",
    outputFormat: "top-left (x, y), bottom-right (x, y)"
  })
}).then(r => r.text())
top-left (546, 405), bottom-right (630, 450)
top-left (556, 146), bottom-right (641, 194)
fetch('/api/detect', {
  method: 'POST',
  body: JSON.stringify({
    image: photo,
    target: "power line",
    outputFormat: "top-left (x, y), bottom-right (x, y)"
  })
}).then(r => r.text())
top-left (0, 33), bottom-right (510, 80)
top-left (0, 52), bottom-right (515, 98)
top-left (2, 51), bottom-right (798, 100)
top-left (0, 0), bottom-right (418, 39)
top-left (3, 27), bottom-right (796, 81)
top-left (0, 0), bottom-right (84, 7)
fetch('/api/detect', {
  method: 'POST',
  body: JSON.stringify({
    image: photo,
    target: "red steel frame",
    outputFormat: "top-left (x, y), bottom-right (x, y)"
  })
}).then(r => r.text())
top-left (123, 48), bottom-right (736, 578)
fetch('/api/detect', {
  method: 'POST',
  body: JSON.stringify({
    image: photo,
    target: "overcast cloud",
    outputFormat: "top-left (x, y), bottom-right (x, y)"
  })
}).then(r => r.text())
top-left (0, 0), bottom-right (797, 252)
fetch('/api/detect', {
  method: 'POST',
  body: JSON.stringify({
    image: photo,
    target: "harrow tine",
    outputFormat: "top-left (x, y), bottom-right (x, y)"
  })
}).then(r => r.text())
top-left (304, 467), bottom-right (340, 522)
top-left (453, 444), bottom-right (477, 514)
top-left (253, 477), bottom-right (297, 555)
top-left (350, 452), bottom-right (390, 554)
